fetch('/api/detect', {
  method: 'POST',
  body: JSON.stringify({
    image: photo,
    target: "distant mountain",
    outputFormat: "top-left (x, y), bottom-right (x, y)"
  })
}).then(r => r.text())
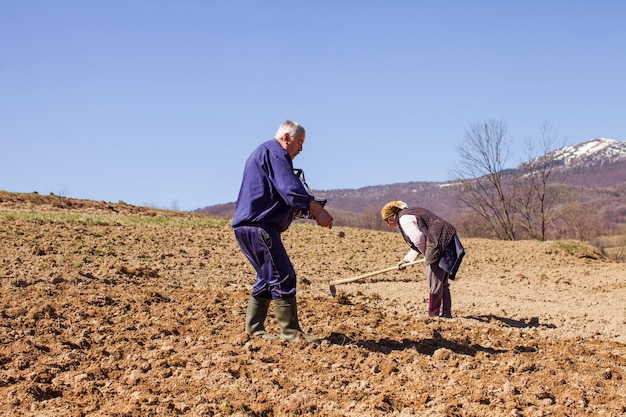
top-left (518, 137), bottom-right (626, 188)
top-left (197, 138), bottom-right (626, 232)
top-left (547, 137), bottom-right (626, 167)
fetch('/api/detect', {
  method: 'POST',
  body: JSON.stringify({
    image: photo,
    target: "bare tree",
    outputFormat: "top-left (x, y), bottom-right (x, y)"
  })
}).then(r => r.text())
top-left (555, 201), bottom-right (599, 241)
top-left (514, 123), bottom-right (563, 240)
top-left (454, 120), bottom-right (517, 240)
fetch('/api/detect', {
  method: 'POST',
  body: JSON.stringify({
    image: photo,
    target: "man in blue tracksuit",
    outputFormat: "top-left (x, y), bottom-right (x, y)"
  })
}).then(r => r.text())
top-left (232, 120), bottom-right (333, 342)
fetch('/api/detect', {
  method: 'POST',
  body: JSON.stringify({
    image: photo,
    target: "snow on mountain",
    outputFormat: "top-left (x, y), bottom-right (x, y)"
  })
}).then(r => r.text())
top-left (549, 138), bottom-right (626, 166)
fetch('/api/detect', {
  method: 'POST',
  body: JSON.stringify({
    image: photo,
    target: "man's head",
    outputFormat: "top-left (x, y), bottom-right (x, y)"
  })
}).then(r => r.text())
top-left (381, 201), bottom-right (408, 226)
top-left (275, 120), bottom-right (305, 159)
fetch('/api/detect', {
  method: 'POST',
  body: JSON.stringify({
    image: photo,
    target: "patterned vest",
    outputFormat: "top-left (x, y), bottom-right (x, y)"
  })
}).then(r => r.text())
top-left (397, 207), bottom-right (457, 265)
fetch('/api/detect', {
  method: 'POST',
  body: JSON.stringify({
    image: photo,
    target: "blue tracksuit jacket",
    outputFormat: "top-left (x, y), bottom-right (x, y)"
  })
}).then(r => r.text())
top-left (232, 139), bottom-right (313, 232)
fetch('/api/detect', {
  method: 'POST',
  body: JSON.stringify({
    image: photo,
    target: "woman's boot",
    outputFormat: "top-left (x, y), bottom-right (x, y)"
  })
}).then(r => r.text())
top-left (428, 293), bottom-right (443, 317)
top-left (441, 286), bottom-right (452, 318)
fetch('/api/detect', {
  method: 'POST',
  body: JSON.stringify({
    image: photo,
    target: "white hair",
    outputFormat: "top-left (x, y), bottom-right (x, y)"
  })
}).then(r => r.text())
top-left (274, 120), bottom-right (305, 139)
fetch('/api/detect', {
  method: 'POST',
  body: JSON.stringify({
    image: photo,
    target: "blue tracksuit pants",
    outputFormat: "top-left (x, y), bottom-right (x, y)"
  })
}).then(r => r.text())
top-left (234, 225), bottom-right (296, 299)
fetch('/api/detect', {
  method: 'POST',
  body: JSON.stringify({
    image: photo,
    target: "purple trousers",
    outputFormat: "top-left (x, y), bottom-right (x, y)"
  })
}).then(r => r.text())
top-left (234, 225), bottom-right (296, 299)
top-left (426, 261), bottom-right (452, 318)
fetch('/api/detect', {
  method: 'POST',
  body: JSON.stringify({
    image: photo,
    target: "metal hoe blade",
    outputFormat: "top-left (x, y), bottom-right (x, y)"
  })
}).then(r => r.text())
top-left (329, 284), bottom-right (337, 297)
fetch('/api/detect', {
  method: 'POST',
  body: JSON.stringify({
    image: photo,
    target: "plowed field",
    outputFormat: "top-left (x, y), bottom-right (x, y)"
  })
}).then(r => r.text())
top-left (1, 191), bottom-right (624, 416)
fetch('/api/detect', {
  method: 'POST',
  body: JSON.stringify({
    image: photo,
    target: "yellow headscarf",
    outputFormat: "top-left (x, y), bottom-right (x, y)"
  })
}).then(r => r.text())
top-left (381, 201), bottom-right (408, 220)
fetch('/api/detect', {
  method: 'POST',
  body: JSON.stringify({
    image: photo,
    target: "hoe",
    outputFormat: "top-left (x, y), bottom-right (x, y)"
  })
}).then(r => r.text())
top-left (329, 259), bottom-right (424, 297)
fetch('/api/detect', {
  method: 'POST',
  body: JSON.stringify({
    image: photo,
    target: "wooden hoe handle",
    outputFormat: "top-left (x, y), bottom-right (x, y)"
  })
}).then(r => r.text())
top-left (328, 258), bottom-right (424, 297)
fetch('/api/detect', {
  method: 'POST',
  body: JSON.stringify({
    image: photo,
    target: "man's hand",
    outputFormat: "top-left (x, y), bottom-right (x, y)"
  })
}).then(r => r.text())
top-left (397, 259), bottom-right (409, 270)
top-left (315, 209), bottom-right (333, 228)
top-left (309, 200), bottom-right (333, 229)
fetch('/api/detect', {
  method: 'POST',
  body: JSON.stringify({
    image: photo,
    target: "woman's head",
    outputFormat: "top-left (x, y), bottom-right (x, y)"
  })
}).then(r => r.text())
top-left (381, 200), bottom-right (408, 226)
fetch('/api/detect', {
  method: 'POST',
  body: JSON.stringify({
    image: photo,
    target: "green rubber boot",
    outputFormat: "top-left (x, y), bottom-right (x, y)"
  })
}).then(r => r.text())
top-left (274, 298), bottom-right (321, 343)
top-left (245, 296), bottom-right (277, 339)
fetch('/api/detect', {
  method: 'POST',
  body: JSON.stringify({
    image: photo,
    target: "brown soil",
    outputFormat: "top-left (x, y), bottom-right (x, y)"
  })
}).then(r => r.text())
top-left (1, 191), bottom-right (625, 416)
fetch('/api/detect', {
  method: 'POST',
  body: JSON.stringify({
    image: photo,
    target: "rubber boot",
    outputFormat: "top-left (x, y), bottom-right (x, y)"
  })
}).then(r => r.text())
top-left (245, 296), bottom-right (277, 339)
top-left (441, 287), bottom-right (452, 318)
top-left (428, 293), bottom-right (443, 317)
top-left (274, 298), bottom-right (321, 343)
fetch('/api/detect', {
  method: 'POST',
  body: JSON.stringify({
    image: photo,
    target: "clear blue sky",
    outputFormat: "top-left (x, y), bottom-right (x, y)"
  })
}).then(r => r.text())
top-left (2, 1), bottom-right (625, 211)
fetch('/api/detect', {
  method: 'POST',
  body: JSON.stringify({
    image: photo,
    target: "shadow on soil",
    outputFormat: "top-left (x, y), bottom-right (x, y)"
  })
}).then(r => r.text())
top-left (464, 314), bottom-right (557, 330)
top-left (325, 330), bottom-right (508, 356)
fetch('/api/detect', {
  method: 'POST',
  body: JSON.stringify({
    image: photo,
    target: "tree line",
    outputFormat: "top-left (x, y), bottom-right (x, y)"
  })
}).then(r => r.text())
top-left (331, 119), bottom-right (625, 248)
